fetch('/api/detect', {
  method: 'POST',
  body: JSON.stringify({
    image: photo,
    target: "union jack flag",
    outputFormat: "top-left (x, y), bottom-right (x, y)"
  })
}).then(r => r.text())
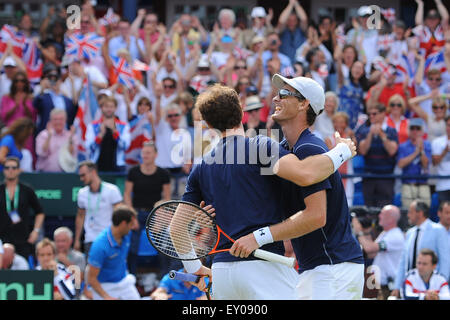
top-left (22, 39), bottom-right (43, 85)
top-left (0, 25), bottom-right (25, 58)
top-left (373, 56), bottom-right (396, 77)
top-left (99, 7), bottom-right (120, 26)
top-left (377, 34), bottom-right (395, 52)
top-left (381, 8), bottom-right (396, 24)
top-left (395, 53), bottom-right (415, 86)
top-left (125, 114), bottom-right (153, 166)
top-left (65, 33), bottom-right (103, 61)
top-left (111, 55), bottom-right (136, 87)
top-left (335, 24), bottom-right (346, 47)
top-left (74, 77), bottom-right (100, 161)
top-left (424, 50), bottom-right (446, 74)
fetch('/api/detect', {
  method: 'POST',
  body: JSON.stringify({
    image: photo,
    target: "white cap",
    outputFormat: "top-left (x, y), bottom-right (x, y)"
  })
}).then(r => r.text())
top-left (197, 54), bottom-right (209, 68)
top-left (272, 74), bottom-right (325, 115)
top-left (357, 6), bottom-right (372, 17)
top-left (244, 95), bottom-right (263, 111)
top-left (251, 7), bottom-right (267, 18)
top-left (3, 56), bottom-right (16, 67)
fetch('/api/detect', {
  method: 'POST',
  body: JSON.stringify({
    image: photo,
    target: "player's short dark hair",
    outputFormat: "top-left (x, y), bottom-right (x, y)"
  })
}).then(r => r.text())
top-left (112, 204), bottom-right (137, 226)
top-left (195, 84), bottom-right (242, 132)
top-left (419, 248), bottom-right (438, 265)
top-left (413, 200), bottom-right (429, 218)
top-left (306, 105), bottom-right (322, 126)
top-left (78, 160), bottom-right (97, 172)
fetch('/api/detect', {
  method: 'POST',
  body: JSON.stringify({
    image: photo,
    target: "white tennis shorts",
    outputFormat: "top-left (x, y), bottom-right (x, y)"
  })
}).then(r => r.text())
top-left (92, 274), bottom-right (141, 300)
top-left (211, 260), bottom-right (298, 300)
top-left (295, 262), bottom-right (364, 300)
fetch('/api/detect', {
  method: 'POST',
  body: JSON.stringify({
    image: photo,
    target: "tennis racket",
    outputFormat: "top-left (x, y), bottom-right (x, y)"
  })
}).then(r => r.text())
top-left (145, 200), bottom-right (296, 267)
top-left (169, 270), bottom-right (212, 300)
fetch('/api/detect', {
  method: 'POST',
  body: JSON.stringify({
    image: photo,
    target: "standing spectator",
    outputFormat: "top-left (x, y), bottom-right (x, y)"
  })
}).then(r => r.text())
top-left (0, 156), bottom-right (45, 258)
top-left (324, 112), bottom-right (357, 207)
top-left (384, 94), bottom-right (409, 145)
top-left (0, 118), bottom-right (34, 171)
top-left (397, 118), bottom-right (432, 208)
top-left (261, 32), bottom-right (293, 78)
top-left (35, 109), bottom-right (77, 172)
top-left (124, 142), bottom-right (171, 275)
top-left (85, 96), bottom-right (131, 173)
top-left (352, 205), bottom-right (405, 300)
top-left (74, 161), bottom-right (123, 257)
top-left (366, 69), bottom-right (408, 111)
top-left (414, 68), bottom-right (450, 118)
top-left (315, 91), bottom-right (338, 140)
top-left (108, 18), bottom-right (145, 62)
top-left (392, 200), bottom-right (450, 297)
top-left (32, 64), bottom-right (77, 135)
top-left (1, 242), bottom-right (30, 270)
top-left (243, 95), bottom-right (267, 138)
top-left (431, 116), bottom-right (450, 203)
top-left (87, 205), bottom-right (140, 300)
top-left (0, 46), bottom-right (27, 102)
top-left (356, 104), bottom-right (399, 207)
top-left (35, 238), bottom-right (77, 300)
top-left (131, 11), bottom-right (161, 45)
top-left (239, 7), bottom-right (274, 50)
top-left (276, 0), bottom-right (308, 64)
top-left (403, 249), bottom-right (450, 300)
top-left (409, 92), bottom-right (449, 142)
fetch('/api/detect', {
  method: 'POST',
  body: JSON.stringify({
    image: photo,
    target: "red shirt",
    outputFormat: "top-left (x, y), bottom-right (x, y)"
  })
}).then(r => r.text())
top-left (366, 83), bottom-right (406, 107)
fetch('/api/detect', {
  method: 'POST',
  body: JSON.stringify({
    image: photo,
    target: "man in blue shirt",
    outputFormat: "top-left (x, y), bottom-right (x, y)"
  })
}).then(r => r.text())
top-left (231, 75), bottom-right (364, 300)
top-left (87, 204), bottom-right (140, 300)
top-left (181, 84), bottom-right (356, 299)
top-left (150, 268), bottom-right (206, 300)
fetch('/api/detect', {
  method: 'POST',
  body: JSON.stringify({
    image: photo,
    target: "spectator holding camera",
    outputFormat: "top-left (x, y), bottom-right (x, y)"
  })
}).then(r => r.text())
top-left (352, 205), bottom-right (405, 300)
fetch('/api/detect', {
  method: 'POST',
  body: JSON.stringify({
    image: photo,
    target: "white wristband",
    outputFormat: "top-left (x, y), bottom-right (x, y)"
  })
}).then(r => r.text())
top-left (179, 248), bottom-right (202, 273)
top-left (325, 142), bottom-right (352, 172)
top-left (253, 227), bottom-right (274, 248)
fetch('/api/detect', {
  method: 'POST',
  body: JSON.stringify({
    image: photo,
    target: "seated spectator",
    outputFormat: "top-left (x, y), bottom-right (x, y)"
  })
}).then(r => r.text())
top-left (315, 91), bottom-right (338, 140)
top-left (384, 94), bottom-right (409, 145)
top-left (150, 268), bottom-right (207, 300)
top-left (397, 118), bottom-right (432, 208)
top-left (431, 115), bottom-right (450, 203)
top-left (366, 68), bottom-right (408, 111)
top-left (32, 64), bottom-right (77, 135)
top-left (0, 117), bottom-right (35, 170)
top-left (325, 112), bottom-right (356, 207)
top-left (403, 249), bottom-right (450, 300)
top-left (243, 95), bottom-right (267, 138)
top-left (352, 205), bottom-right (404, 300)
top-left (356, 104), bottom-right (399, 207)
top-left (1, 242), bottom-right (30, 270)
top-left (35, 238), bottom-right (77, 300)
top-left (35, 109), bottom-right (77, 172)
top-left (53, 227), bottom-right (86, 273)
top-left (409, 92), bottom-right (449, 142)
top-left (85, 96), bottom-right (131, 173)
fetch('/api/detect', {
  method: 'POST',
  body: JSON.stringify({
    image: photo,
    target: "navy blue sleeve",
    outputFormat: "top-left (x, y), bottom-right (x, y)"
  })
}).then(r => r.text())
top-left (181, 164), bottom-right (202, 205)
top-left (293, 142), bottom-right (332, 198)
top-left (253, 135), bottom-right (290, 168)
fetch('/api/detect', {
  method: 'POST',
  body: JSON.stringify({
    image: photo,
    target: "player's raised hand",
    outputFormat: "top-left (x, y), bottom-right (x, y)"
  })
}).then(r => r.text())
top-left (335, 131), bottom-right (357, 158)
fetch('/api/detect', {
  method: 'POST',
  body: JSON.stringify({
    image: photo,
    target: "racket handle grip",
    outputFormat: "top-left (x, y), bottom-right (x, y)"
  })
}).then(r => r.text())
top-left (253, 249), bottom-right (296, 268)
top-left (168, 270), bottom-right (200, 283)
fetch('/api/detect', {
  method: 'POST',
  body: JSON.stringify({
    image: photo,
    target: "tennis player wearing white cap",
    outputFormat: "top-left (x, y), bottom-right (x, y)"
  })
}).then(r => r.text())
top-left (231, 74), bottom-right (365, 300)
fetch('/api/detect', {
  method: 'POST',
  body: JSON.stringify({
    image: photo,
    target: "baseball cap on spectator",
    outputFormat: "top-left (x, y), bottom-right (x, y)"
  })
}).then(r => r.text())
top-left (244, 95), bottom-right (263, 112)
top-left (251, 35), bottom-right (264, 45)
top-left (198, 55), bottom-right (209, 68)
top-left (409, 118), bottom-right (424, 129)
top-left (251, 7), bottom-right (266, 18)
top-left (221, 35), bottom-right (233, 43)
top-left (357, 6), bottom-right (372, 17)
top-left (43, 63), bottom-right (60, 77)
top-left (246, 85), bottom-right (259, 96)
top-left (272, 74), bottom-right (325, 115)
top-left (3, 56), bottom-right (16, 67)
top-left (426, 9), bottom-right (440, 19)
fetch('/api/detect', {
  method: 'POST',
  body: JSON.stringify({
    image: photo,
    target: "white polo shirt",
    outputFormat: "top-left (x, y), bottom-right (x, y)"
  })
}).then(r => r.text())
top-left (77, 181), bottom-right (123, 243)
top-left (373, 227), bottom-right (405, 286)
top-left (432, 135), bottom-right (450, 192)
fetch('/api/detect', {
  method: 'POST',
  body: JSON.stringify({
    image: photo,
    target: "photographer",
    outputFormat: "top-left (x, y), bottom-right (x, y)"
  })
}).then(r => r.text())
top-left (352, 205), bottom-right (405, 299)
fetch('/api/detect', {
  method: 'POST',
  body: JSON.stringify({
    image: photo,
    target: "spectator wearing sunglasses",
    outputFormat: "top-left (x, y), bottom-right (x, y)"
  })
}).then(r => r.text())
top-left (0, 156), bottom-right (45, 259)
top-left (356, 104), bottom-right (399, 207)
top-left (410, 92), bottom-right (450, 142)
top-left (414, 68), bottom-right (450, 117)
top-left (385, 94), bottom-right (409, 145)
top-left (397, 118), bottom-right (432, 208)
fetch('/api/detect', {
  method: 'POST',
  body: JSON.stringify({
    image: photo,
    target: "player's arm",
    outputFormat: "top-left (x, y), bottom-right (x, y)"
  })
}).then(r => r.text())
top-left (230, 190), bottom-right (327, 258)
top-left (274, 132), bottom-right (356, 186)
top-left (74, 208), bottom-right (85, 251)
top-left (87, 264), bottom-right (117, 300)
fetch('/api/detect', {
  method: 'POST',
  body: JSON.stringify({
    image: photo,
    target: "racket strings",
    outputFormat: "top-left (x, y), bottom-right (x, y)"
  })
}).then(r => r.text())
top-left (146, 203), bottom-right (218, 259)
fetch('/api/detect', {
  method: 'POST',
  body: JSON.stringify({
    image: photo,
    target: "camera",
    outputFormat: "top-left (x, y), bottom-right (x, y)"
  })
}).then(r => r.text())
top-left (350, 206), bottom-right (380, 230)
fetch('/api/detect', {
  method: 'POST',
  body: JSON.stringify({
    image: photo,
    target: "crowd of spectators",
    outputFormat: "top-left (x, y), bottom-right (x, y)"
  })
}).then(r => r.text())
top-left (0, 0), bottom-right (449, 300)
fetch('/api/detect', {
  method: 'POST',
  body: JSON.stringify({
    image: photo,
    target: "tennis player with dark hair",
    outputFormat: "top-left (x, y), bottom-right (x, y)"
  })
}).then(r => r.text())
top-left (231, 75), bottom-right (365, 300)
top-left (180, 83), bottom-right (356, 299)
